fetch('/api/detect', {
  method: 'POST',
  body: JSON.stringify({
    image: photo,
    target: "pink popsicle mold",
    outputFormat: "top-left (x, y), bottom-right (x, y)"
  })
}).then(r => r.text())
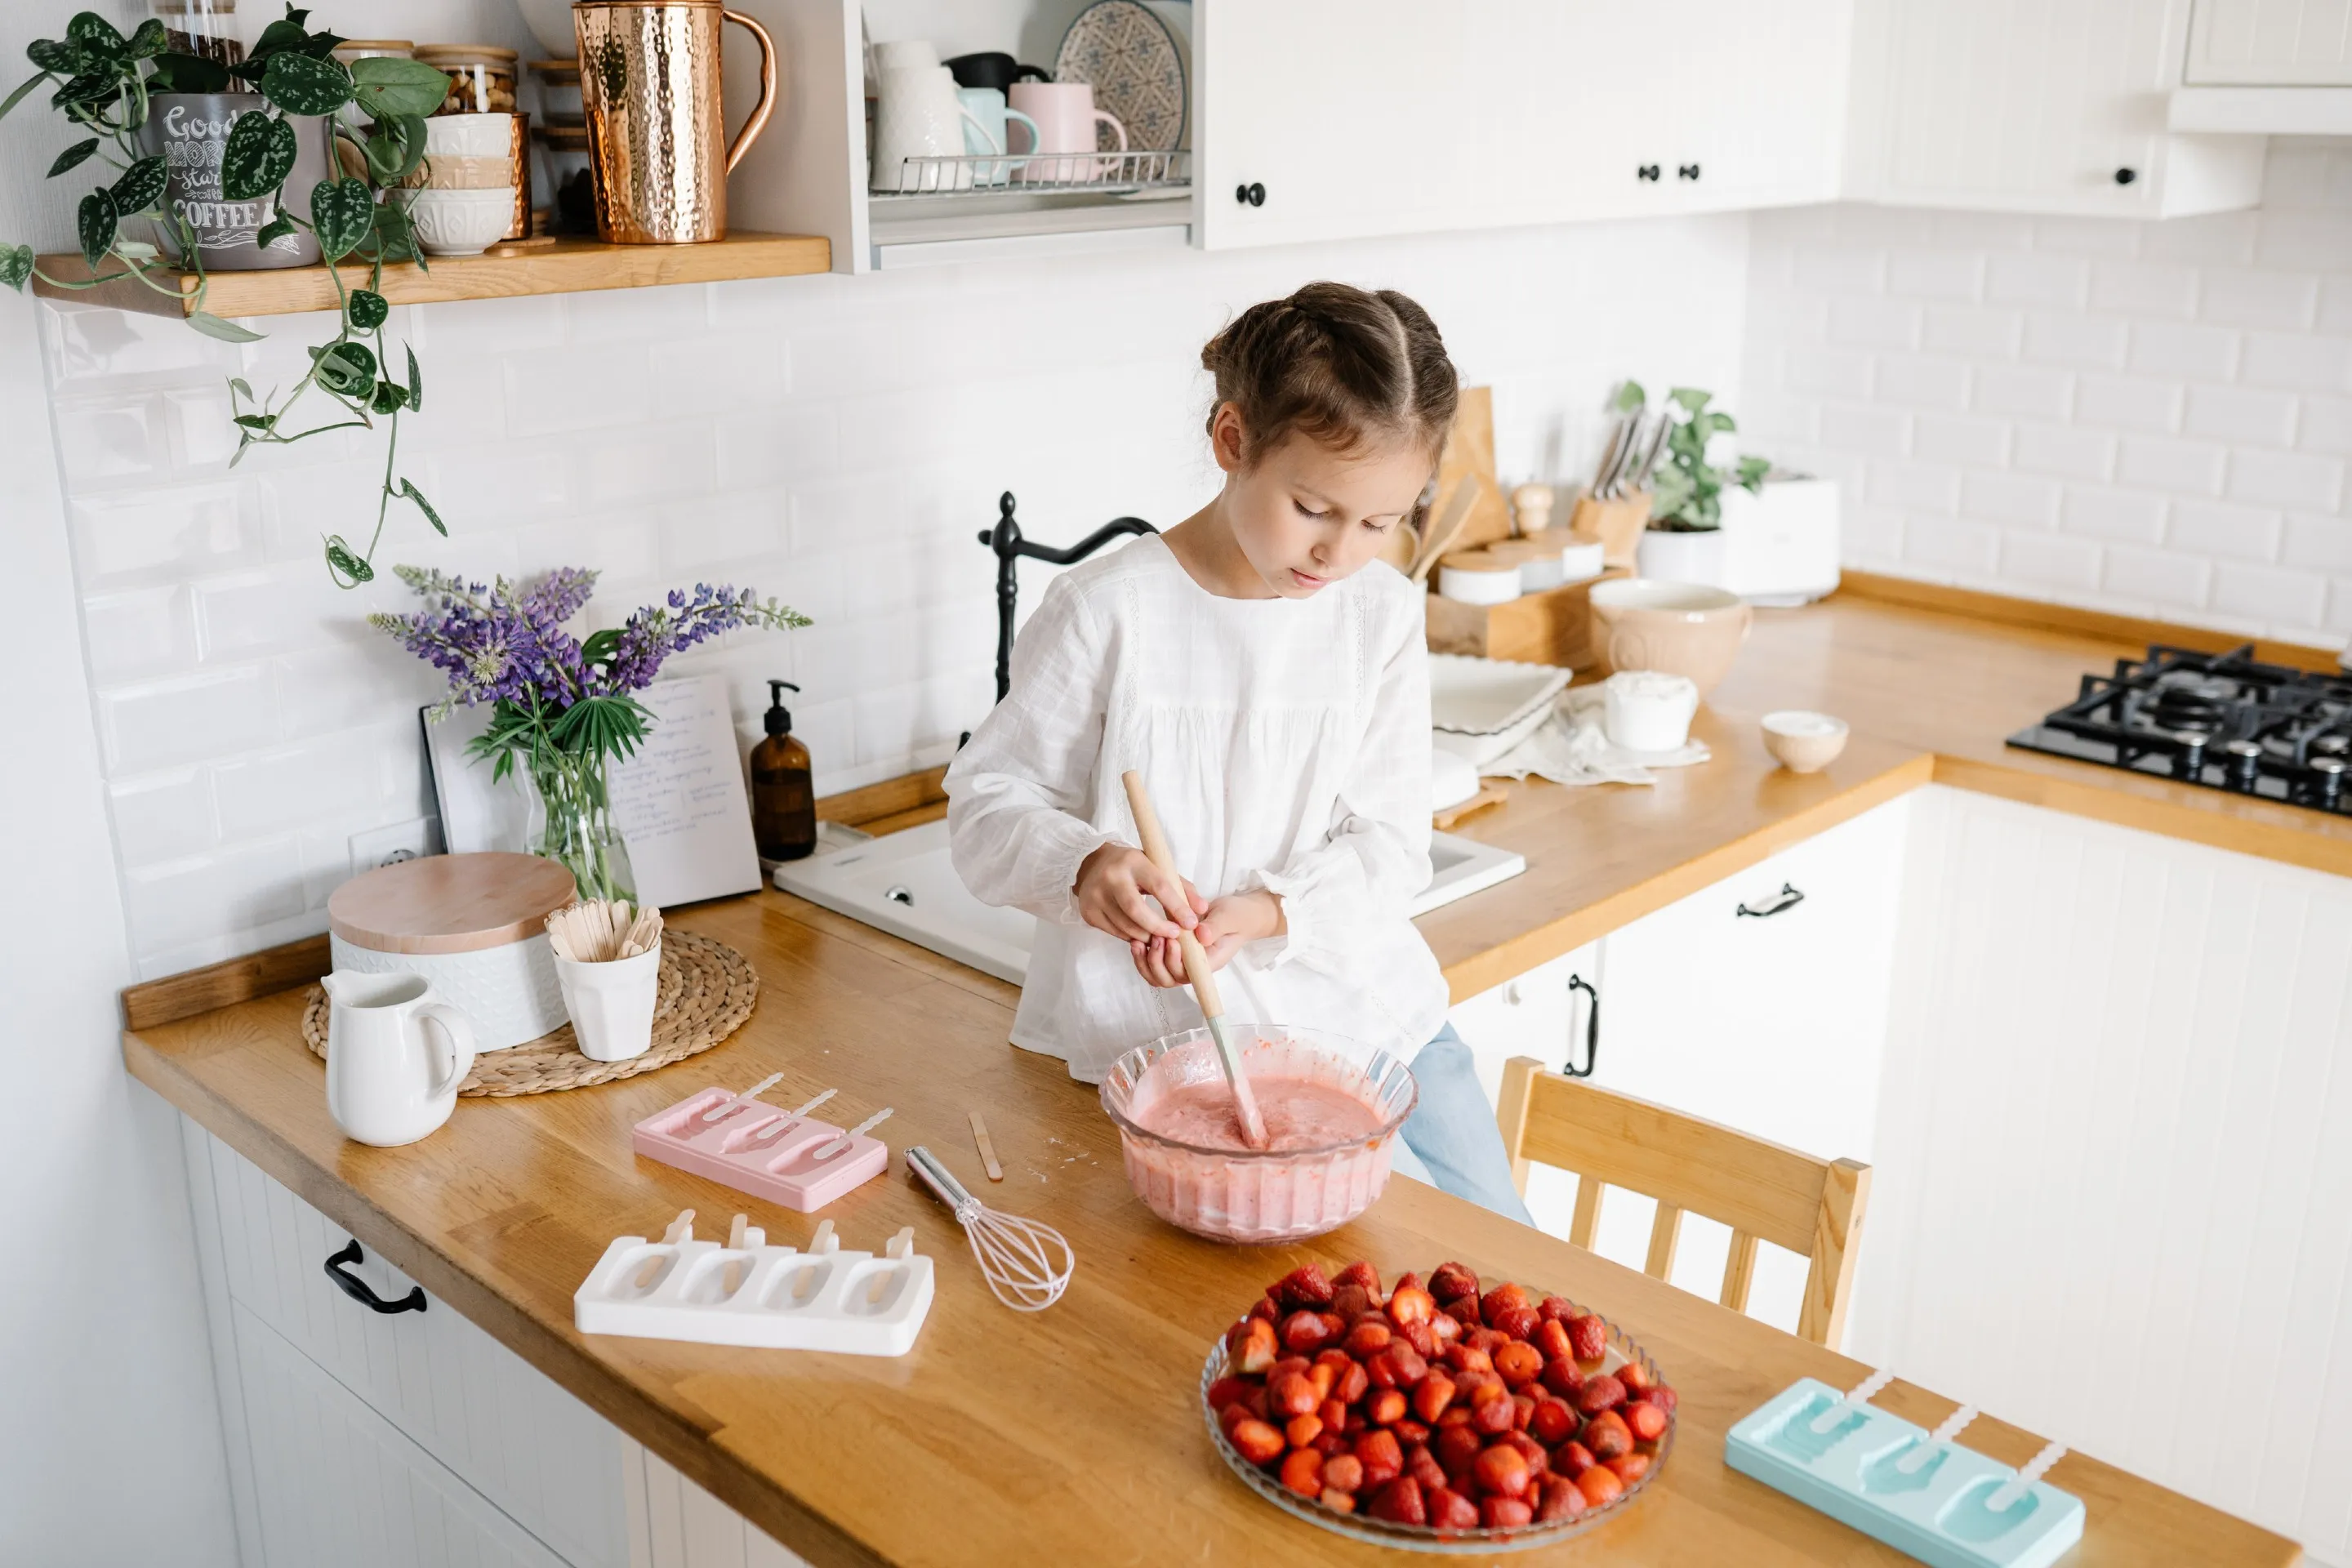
top-left (632, 1086), bottom-right (889, 1211)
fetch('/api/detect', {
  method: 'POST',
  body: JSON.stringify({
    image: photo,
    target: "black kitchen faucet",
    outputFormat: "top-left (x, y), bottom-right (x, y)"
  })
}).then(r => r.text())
top-left (976, 490), bottom-right (1156, 706)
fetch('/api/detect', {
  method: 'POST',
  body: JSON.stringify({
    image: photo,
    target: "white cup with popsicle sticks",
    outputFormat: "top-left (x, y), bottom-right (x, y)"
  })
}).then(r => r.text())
top-left (550, 900), bottom-right (663, 1062)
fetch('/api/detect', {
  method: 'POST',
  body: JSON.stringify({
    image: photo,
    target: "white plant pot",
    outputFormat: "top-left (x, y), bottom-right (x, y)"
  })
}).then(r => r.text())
top-left (1636, 526), bottom-right (1734, 589)
top-left (1715, 479), bottom-right (1842, 604)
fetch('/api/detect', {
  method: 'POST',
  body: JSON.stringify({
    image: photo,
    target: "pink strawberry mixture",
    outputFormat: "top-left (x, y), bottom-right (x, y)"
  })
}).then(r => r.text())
top-left (1210, 1260), bottom-right (1677, 1532)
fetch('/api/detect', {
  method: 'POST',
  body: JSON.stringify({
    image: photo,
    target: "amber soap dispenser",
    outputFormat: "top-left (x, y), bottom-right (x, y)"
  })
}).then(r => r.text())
top-left (751, 679), bottom-right (816, 864)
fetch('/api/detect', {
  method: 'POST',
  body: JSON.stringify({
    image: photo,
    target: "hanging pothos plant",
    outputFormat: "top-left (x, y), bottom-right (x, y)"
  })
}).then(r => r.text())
top-left (0, 8), bottom-right (458, 587)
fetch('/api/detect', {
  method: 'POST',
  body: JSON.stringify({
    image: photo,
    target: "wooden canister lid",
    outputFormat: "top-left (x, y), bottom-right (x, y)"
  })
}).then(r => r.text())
top-left (1437, 546), bottom-right (1516, 573)
top-left (328, 853), bottom-right (577, 955)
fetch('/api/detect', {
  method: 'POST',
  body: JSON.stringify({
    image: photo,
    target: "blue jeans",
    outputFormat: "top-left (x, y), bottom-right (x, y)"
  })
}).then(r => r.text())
top-left (1391, 1025), bottom-right (1536, 1225)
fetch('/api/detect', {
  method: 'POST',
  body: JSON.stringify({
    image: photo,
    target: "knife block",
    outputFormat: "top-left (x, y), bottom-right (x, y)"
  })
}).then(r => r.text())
top-left (1423, 568), bottom-right (1628, 669)
top-left (1570, 493), bottom-right (1651, 569)
top-left (633, 1086), bottom-right (889, 1212)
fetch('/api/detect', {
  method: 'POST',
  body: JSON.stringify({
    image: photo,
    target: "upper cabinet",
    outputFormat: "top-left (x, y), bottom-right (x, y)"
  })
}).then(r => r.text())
top-left (1846, 0), bottom-right (2265, 216)
top-left (2185, 0), bottom-right (2352, 82)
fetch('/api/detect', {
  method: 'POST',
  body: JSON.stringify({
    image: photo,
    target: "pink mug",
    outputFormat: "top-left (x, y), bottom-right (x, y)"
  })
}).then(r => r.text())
top-left (1007, 81), bottom-right (1126, 183)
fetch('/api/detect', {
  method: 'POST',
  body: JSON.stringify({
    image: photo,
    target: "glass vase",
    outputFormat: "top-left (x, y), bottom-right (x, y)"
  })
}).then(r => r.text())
top-left (528, 747), bottom-right (636, 905)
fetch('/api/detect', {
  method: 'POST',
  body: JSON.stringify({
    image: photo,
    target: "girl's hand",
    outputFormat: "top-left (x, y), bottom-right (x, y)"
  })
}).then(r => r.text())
top-left (1075, 843), bottom-right (1205, 943)
top-left (1129, 891), bottom-right (1285, 988)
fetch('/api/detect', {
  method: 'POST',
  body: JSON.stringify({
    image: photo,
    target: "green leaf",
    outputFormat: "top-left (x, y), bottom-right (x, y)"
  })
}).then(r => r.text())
top-left (127, 19), bottom-right (169, 60)
top-left (347, 288), bottom-right (388, 331)
top-left (371, 197), bottom-right (421, 265)
top-left (323, 536), bottom-right (375, 586)
top-left (66, 14), bottom-right (126, 59)
top-left (0, 245), bottom-right (33, 291)
top-left (220, 112), bottom-right (296, 202)
top-left (369, 379), bottom-right (406, 415)
top-left (110, 153), bottom-right (167, 214)
top-left (145, 51), bottom-right (231, 92)
top-left (76, 188), bottom-right (115, 266)
top-left (1666, 386), bottom-right (1711, 416)
top-left (249, 15), bottom-right (315, 62)
top-left (349, 56), bottom-right (452, 121)
top-left (309, 176), bottom-right (374, 261)
top-left (233, 412), bottom-right (278, 430)
top-left (1735, 455), bottom-right (1771, 492)
top-left (253, 213), bottom-right (296, 250)
top-left (186, 310), bottom-right (266, 343)
top-left (362, 114), bottom-right (427, 185)
top-left (261, 50), bottom-right (350, 116)
top-left (0, 70), bottom-right (49, 123)
top-left (1611, 380), bottom-right (1646, 415)
top-left (581, 628), bottom-right (623, 664)
top-left (25, 39), bottom-right (77, 74)
top-left (51, 72), bottom-right (113, 109)
top-left (404, 345), bottom-right (422, 412)
top-left (47, 137), bottom-right (98, 177)
top-left (310, 338), bottom-right (377, 396)
top-left (399, 479), bottom-right (445, 536)
top-left (228, 375), bottom-right (254, 400)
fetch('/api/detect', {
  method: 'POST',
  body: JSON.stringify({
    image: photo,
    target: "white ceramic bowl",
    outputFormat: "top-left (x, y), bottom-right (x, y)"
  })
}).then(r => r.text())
top-left (423, 111), bottom-right (515, 157)
top-left (1588, 577), bottom-right (1753, 696)
top-left (1762, 710), bottom-right (1851, 773)
top-left (400, 187), bottom-right (514, 255)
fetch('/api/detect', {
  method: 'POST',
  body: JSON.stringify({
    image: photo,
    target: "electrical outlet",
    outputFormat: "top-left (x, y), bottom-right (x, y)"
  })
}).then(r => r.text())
top-left (349, 817), bottom-right (442, 880)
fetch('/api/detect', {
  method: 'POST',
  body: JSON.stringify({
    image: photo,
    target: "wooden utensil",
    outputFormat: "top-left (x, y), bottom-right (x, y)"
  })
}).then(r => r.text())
top-left (1119, 771), bottom-right (1268, 1150)
top-left (1409, 479), bottom-right (1481, 585)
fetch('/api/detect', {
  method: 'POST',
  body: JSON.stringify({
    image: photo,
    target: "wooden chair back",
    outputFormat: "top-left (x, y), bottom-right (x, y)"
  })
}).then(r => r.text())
top-left (1494, 1057), bottom-right (1871, 1347)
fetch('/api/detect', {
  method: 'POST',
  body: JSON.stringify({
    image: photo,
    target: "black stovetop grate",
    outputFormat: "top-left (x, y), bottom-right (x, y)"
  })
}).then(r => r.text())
top-left (2006, 643), bottom-right (2352, 816)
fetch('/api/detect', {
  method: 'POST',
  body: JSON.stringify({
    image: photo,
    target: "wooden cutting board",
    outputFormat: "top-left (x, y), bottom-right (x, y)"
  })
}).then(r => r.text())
top-left (1437, 385), bottom-right (1513, 550)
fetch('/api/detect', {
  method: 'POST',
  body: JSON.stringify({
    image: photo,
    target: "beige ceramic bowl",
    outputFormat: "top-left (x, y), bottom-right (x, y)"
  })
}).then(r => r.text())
top-left (1588, 577), bottom-right (1753, 696)
top-left (1762, 710), bottom-right (1851, 773)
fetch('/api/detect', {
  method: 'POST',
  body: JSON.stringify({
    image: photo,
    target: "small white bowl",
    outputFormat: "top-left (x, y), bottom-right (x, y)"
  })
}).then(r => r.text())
top-left (1762, 710), bottom-right (1850, 773)
top-left (423, 111), bottom-right (515, 157)
top-left (399, 187), bottom-right (514, 256)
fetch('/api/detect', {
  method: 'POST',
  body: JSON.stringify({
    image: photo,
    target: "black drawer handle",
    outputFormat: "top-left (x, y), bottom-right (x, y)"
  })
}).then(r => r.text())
top-left (1736, 883), bottom-right (1806, 919)
top-left (1677, 163), bottom-right (1701, 180)
top-left (1561, 973), bottom-right (1601, 1079)
top-left (324, 1240), bottom-right (426, 1315)
top-left (1636, 163), bottom-right (1660, 181)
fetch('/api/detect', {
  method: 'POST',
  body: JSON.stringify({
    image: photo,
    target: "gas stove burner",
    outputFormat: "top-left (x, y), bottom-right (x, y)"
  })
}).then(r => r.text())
top-left (2008, 642), bottom-right (2352, 817)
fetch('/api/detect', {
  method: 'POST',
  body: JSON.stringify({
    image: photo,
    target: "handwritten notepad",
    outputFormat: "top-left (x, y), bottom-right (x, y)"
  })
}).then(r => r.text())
top-left (422, 672), bottom-right (762, 909)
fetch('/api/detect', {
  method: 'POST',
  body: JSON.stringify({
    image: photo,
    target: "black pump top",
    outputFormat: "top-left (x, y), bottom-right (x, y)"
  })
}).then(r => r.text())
top-left (765, 679), bottom-right (799, 736)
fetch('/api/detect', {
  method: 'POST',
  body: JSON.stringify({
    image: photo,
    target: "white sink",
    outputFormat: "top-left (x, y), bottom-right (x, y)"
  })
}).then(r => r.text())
top-left (772, 817), bottom-right (1525, 987)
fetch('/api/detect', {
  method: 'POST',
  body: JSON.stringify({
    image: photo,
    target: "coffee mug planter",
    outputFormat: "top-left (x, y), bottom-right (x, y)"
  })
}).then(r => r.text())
top-left (141, 93), bottom-right (335, 269)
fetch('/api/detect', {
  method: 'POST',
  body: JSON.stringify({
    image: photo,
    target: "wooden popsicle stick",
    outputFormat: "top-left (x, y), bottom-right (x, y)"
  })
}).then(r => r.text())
top-left (724, 1214), bottom-right (750, 1295)
top-left (968, 1111), bottom-right (1004, 1182)
top-left (1119, 771), bottom-right (1268, 1149)
top-left (636, 1209), bottom-right (693, 1288)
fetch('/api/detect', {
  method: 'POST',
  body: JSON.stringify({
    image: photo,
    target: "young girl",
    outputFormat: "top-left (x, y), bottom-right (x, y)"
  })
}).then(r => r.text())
top-left (943, 282), bottom-right (1533, 1223)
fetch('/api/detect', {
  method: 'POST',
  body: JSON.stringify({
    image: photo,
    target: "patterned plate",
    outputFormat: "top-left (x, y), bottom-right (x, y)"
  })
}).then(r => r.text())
top-left (1055, 0), bottom-right (1190, 152)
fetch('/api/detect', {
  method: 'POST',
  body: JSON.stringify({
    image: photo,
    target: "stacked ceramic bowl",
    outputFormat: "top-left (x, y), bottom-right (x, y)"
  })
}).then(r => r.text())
top-left (400, 113), bottom-right (518, 256)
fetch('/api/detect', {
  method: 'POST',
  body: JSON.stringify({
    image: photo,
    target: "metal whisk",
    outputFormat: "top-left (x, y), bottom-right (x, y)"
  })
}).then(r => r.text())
top-left (905, 1146), bottom-right (1074, 1312)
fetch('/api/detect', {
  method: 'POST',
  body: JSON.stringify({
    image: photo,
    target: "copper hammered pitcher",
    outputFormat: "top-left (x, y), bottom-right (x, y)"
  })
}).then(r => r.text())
top-left (572, 0), bottom-right (777, 243)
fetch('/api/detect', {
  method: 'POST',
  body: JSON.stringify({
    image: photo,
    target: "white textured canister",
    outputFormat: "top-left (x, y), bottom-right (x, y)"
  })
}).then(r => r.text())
top-left (327, 852), bottom-right (577, 1050)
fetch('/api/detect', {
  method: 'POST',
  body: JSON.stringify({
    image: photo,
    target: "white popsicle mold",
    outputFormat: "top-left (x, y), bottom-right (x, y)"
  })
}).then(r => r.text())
top-left (574, 1214), bottom-right (933, 1356)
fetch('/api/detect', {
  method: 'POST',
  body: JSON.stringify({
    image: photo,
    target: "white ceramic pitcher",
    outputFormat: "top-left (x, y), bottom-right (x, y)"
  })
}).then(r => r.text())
top-left (321, 971), bottom-right (478, 1147)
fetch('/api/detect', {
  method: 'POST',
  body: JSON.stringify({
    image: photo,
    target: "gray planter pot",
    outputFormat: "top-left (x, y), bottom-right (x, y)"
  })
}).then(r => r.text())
top-left (140, 93), bottom-right (333, 270)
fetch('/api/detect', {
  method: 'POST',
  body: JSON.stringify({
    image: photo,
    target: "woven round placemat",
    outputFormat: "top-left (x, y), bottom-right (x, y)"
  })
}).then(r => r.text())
top-left (301, 929), bottom-right (758, 1096)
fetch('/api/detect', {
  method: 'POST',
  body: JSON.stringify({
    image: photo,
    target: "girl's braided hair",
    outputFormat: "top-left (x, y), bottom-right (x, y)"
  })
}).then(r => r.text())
top-left (1201, 282), bottom-right (1459, 466)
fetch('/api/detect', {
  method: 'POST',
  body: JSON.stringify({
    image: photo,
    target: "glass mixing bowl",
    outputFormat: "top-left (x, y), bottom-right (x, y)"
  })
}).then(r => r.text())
top-left (1098, 1025), bottom-right (1418, 1243)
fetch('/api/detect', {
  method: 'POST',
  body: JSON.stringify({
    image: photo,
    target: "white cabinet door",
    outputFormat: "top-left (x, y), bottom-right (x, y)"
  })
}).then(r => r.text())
top-left (1450, 943), bottom-right (1602, 1241)
top-left (2186, 0), bottom-right (2352, 82)
top-left (1855, 0), bottom-right (2264, 216)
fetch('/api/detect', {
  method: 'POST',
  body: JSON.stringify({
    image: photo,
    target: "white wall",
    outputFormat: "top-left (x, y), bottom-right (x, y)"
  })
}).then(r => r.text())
top-left (1743, 140), bottom-right (2352, 650)
top-left (0, 2), bottom-right (238, 1562)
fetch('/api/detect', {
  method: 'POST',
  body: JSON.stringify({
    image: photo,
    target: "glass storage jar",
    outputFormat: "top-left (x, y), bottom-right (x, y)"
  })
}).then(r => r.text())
top-left (414, 44), bottom-right (519, 116)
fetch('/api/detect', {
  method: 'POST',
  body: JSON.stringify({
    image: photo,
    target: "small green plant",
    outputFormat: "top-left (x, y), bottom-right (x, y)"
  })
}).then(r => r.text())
top-left (1615, 381), bottom-right (1769, 532)
top-left (0, 8), bottom-right (455, 587)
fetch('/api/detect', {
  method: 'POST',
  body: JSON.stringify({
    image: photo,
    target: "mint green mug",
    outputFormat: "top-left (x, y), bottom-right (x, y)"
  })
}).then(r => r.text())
top-left (956, 87), bottom-right (1040, 186)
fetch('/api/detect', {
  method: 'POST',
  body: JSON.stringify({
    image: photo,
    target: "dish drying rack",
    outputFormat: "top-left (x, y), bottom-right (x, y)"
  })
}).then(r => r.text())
top-left (874, 149), bottom-right (1190, 198)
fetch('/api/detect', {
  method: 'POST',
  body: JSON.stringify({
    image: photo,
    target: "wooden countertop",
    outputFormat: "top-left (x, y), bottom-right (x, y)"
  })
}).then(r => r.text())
top-left (127, 885), bottom-right (2296, 1566)
top-left (1423, 587), bottom-right (2352, 1001)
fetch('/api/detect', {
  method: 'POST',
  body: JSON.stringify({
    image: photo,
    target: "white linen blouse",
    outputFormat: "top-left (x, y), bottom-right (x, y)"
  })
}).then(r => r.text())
top-left (943, 533), bottom-right (1447, 1084)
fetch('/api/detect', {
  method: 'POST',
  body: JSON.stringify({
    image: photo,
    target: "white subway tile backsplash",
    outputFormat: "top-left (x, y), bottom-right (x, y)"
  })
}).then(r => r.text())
top-left (1923, 304), bottom-right (2025, 357)
top-left (1784, 345), bottom-right (1875, 398)
top-left (579, 422), bottom-right (718, 506)
top-left (2126, 320), bottom-right (2239, 381)
top-left (2117, 435), bottom-right (2228, 495)
top-left (83, 586), bottom-right (198, 682)
top-left (1998, 531), bottom-right (2102, 590)
top-left (2198, 268), bottom-right (2319, 329)
top-left (1874, 355), bottom-right (1972, 410)
top-left (505, 343), bottom-right (656, 435)
top-left (1973, 364), bottom-right (2073, 419)
top-left (2284, 514), bottom-right (2352, 572)
top-left (1828, 296), bottom-right (1923, 350)
top-left (1887, 250), bottom-right (1984, 300)
top-left (165, 386), bottom-right (240, 470)
top-left (2101, 546), bottom-right (2212, 605)
top-left (2212, 562), bottom-right (2328, 625)
top-left (654, 491), bottom-right (786, 572)
top-left (1794, 247), bottom-right (1886, 293)
top-left (649, 333), bottom-right (792, 416)
top-left (1913, 414), bottom-right (2011, 467)
top-left (2253, 210), bottom-right (2352, 271)
top-left (212, 734), bottom-right (389, 842)
top-left (108, 771), bottom-right (217, 869)
top-left (1988, 252), bottom-right (2091, 309)
top-left (2170, 499), bottom-right (2287, 562)
top-left (2237, 331), bottom-right (2352, 394)
top-left (2088, 261), bottom-right (2199, 319)
top-left (2023, 311), bottom-right (2130, 370)
top-left (53, 398), bottom-right (163, 486)
top-left (69, 484), bottom-right (258, 589)
top-left (2012, 424), bottom-right (2115, 481)
top-left (1900, 517), bottom-right (2002, 575)
top-left (2031, 216), bottom-right (2140, 258)
top-left (2184, 385), bottom-right (2300, 447)
top-left (2227, 448), bottom-right (2345, 510)
top-left (1866, 461), bottom-right (1962, 513)
top-left (2074, 375), bottom-right (2182, 433)
top-left (100, 666), bottom-right (276, 774)
top-left (122, 835), bottom-right (305, 957)
top-left (1961, 472), bottom-right (2061, 528)
top-left (2301, 394), bottom-right (2352, 454)
top-left (2321, 275), bottom-right (2352, 332)
top-left (1820, 404), bottom-right (1910, 458)
top-left (2140, 211), bottom-right (2259, 266)
top-left (2059, 488), bottom-right (2167, 545)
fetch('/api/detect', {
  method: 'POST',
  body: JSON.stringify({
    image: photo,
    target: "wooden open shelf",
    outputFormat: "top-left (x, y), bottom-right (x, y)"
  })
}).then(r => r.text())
top-left (31, 230), bottom-right (830, 319)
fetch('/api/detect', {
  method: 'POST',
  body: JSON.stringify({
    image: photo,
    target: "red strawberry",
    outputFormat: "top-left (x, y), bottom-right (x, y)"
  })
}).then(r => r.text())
top-left (1387, 1285), bottom-right (1436, 1326)
top-left (1231, 1419), bottom-right (1285, 1466)
top-left (1312, 1348), bottom-right (1351, 1388)
top-left (1318, 1396), bottom-right (1347, 1431)
top-left (1321, 1488), bottom-right (1356, 1515)
top-left (1286, 1413), bottom-right (1324, 1449)
top-left (1575, 1465), bottom-right (1624, 1507)
top-left (1575, 1374), bottom-right (1627, 1416)
top-left (1642, 1385), bottom-right (1678, 1415)
top-left (1617, 1359), bottom-right (1655, 1396)
top-left (1444, 1296), bottom-right (1483, 1330)
top-left (1481, 1281), bottom-right (1530, 1322)
top-left (1354, 1428), bottom-right (1404, 1488)
top-left (1471, 1388), bottom-right (1516, 1436)
top-left (1281, 1310), bottom-right (1330, 1355)
top-left (1368, 1388), bottom-right (1406, 1426)
top-left (1386, 1343), bottom-right (1430, 1388)
top-left (1536, 1294), bottom-right (1575, 1325)
top-left (1492, 1342), bottom-right (1544, 1388)
top-left (1411, 1370), bottom-right (1456, 1424)
top-left (1313, 1430), bottom-right (1348, 1457)
top-left (1472, 1442), bottom-right (1531, 1498)
top-left (1539, 1356), bottom-right (1585, 1400)
top-left (1625, 1401), bottom-right (1668, 1444)
top-left (1218, 1402), bottom-right (1254, 1440)
top-left (1468, 1326), bottom-right (1511, 1356)
top-left (1392, 1418), bottom-right (1429, 1446)
top-left (1428, 1309), bottom-right (1463, 1348)
top-left (1446, 1343), bottom-right (1494, 1376)
top-left (1531, 1318), bottom-right (1575, 1365)
top-left (1269, 1354), bottom-right (1310, 1386)
top-left (1481, 1495), bottom-right (1534, 1529)
top-left (1334, 1259), bottom-right (1381, 1295)
top-left (1274, 1263), bottom-right (1335, 1308)
top-left (1248, 1295), bottom-right (1280, 1325)
top-left (1396, 1317), bottom-right (1437, 1359)
top-left (1556, 1441), bottom-right (1596, 1478)
top-left (1566, 1312), bottom-right (1608, 1364)
top-left (1330, 1283), bottom-right (1372, 1322)
top-left (1490, 1303), bottom-right (1540, 1340)
top-left (1279, 1448), bottom-right (1324, 1496)
top-left (1435, 1422), bottom-right (1482, 1481)
top-left (1321, 1453), bottom-right (1365, 1493)
top-left (1334, 1361), bottom-right (1370, 1405)
top-left (1367, 1476), bottom-right (1426, 1526)
top-left (1502, 1430), bottom-right (1551, 1477)
top-left (1206, 1375), bottom-right (1250, 1412)
top-left (1407, 1442), bottom-right (1448, 1493)
top-left (1393, 1271), bottom-right (1425, 1294)
top-left (1512, 1393), bottom-right (1537, 1432)
top-left (1606, 1452), bottom-right (1651, 1484)
top-left (1425, 1485), bottom-right (1481, 1531)
top-left (1270, 1371), bottom-right (1318, 1419)
top-left (1232, 1318), bottom-right (1277, 1375)
top-left (1534, 1474), bottom-right (1587, 1521)
top-left (1582, 1408), bottom-right (1632, 1462)
top-left (1345, 1320), bottom-right (1392, 1359)
top-left (1428, 1261), bottom-right (1480, 1303)
top-left (1530, 1396), bottom-right (1578, 1446)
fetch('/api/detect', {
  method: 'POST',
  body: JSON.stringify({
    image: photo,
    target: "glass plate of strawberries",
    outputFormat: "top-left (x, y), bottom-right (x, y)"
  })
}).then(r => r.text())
top-left (1201, 1259), bottom-right (1677, 1552)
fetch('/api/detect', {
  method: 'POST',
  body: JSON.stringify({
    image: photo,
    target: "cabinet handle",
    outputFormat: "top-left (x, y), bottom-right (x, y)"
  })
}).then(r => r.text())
top-left (1235, 182), bottom-right (1265, 207)
top-left (323, 1240), bottom-right (426, 1315)
top-left (1636, 163), bottom-right (1660, 182)
top-left (1677, 163), bottom-right (1701, 180)
top-left (2114, 167), bottom-right (2137, 185)
top-left (1561, 973), bottom-right (1601, 1079)
top-left (1735, 883), bottom-right (1806, 919)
